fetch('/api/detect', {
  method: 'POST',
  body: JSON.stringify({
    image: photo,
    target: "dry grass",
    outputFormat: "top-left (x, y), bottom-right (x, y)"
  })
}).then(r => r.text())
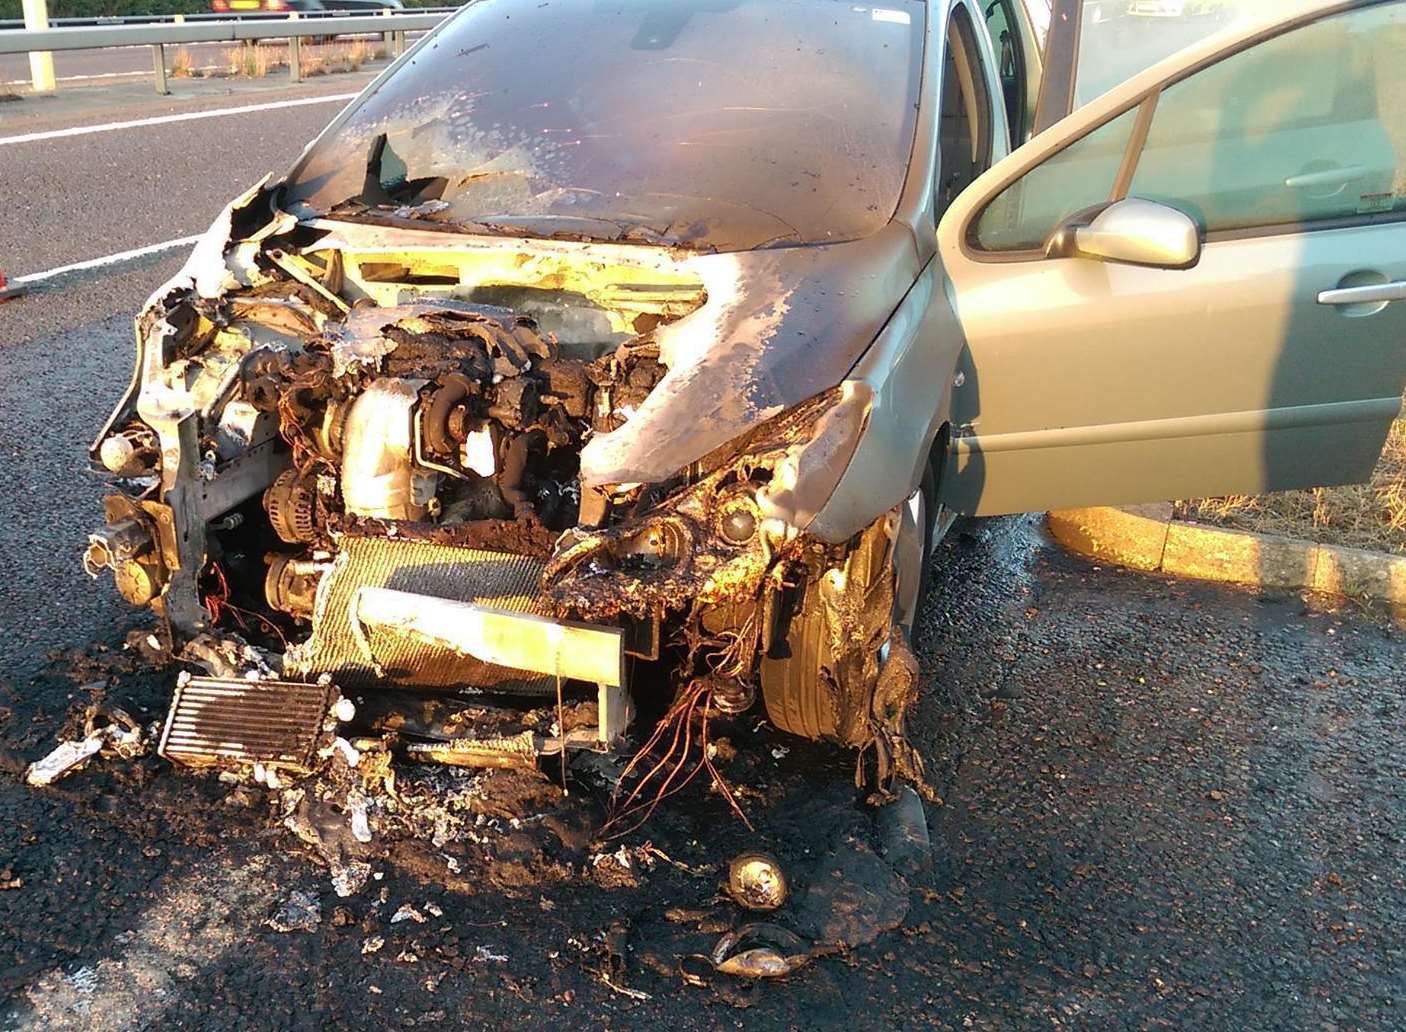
top-left (200, 39), bottom-right (386, 79)
top-left (223, 42), bottom-right (277, 79)
top-left (301, 39), bottom-right (385, 77)
top-left (169, 46), bottom-right (196, 78)
top-left (1175, 397), bottom-right (1406, 555)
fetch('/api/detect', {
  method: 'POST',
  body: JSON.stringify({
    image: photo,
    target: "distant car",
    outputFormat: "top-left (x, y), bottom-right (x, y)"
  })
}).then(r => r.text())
top-left (88, 0), bottom-right (1406, 794)
top-left (1127, 0), bottom-right (1184, 14)
top-left (1119, 0), bottom-right (1231, 14)
top-left (209, 0), bottom-right (402, 13)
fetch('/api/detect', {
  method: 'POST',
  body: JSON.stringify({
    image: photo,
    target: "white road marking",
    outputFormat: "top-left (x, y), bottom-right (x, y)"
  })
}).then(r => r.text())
top-left (4, 67), bottom-right (226, 84)
top-left (0, 90), bottom-right (357, 146)
top-left (4, 69), bottom-right (150, 85)
top-left (11, 234), bottom-right (201, 286)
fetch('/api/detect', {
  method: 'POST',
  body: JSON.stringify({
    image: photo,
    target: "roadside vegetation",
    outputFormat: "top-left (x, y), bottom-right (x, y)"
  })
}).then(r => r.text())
top-left (299, 38), bottom-right (384, 75)
top-left (167, 38), bottom-right (385, 79)
top-left (0, 0), bottom-right (203, 16)
top-left (1176, 396), bottom-right (1406, 555)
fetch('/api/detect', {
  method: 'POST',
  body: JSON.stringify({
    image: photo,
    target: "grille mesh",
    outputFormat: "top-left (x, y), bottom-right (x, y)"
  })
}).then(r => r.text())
top-left (297, 535), bottom-right (555, 694)
top-left (158, 677), bottom-right (336, 770)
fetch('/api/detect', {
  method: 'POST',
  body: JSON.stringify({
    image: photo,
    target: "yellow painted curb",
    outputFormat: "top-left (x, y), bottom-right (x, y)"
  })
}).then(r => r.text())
top-left (1162, 521), bottom-right (1317, 591)
top-left (1047, 506), bottom-right (1406, 606)
top-left (1044, 503), bottom-right (1171, 573)
top-left (1313, 542), bottom-right (1406, 602)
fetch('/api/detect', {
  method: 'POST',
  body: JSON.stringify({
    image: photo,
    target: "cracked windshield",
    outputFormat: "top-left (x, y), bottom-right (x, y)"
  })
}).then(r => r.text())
top-left (284, 0), bottom-right (923, 251)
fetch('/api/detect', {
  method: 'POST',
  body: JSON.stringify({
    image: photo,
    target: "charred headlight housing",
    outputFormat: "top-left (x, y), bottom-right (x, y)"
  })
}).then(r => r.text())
top-left (545, 386), bottom-right (867, 606)
top-left (754, 381), bottom-right (871, 534)
top-left (628, 384), bottom-right (869, 542)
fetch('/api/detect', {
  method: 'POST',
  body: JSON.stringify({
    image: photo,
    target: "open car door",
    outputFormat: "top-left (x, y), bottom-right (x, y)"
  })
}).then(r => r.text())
top-left (937, 0), bottom-right (1406, 516)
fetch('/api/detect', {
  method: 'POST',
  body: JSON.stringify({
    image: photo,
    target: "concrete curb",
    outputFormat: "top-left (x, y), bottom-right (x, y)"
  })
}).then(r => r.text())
top-left (1048, 503), bottom-right (1406, 605)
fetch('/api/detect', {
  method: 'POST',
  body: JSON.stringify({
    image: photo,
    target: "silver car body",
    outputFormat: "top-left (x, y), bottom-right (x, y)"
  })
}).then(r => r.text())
top-left (85, 0), bottom-right (1406, 786)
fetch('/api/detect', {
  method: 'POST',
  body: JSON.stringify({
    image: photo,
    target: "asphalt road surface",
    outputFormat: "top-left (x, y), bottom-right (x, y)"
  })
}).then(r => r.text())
top-left (1, 74), bottom-right (380, 277)
top-left (2, 68), bottom-right (1405, 1032)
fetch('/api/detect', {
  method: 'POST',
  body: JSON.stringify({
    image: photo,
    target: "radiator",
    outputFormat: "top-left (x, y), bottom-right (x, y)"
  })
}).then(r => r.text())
top-left (291, 535), bottom-right (557, 695)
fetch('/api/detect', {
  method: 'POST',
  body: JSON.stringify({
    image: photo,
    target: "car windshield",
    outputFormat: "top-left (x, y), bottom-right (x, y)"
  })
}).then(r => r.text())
top-left (1073, 0), bottom-right (1308, 106)
top-left (283, 0), bottom-right (925, 252)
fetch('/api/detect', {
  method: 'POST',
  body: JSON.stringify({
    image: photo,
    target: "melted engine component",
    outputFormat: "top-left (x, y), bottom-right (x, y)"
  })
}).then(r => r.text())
top-left (246, 302), bottom-right (627, 555)
top-left (264, 470), bottom-right (318, 544)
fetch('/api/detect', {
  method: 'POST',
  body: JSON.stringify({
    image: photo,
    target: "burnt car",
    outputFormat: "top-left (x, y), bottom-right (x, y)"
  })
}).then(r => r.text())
top-left (85, 0), bottom-right (1406, 791)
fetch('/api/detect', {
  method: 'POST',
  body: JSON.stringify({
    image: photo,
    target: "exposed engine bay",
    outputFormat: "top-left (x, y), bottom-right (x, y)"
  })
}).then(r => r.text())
top-left (84, 184), bottom-right (931, 808)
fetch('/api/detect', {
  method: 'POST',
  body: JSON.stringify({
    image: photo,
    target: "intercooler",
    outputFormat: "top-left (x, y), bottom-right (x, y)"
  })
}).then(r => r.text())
top-left (292, 535), bottom-right (559, 695)
top-left (158, 675), bottom-right (339, 771)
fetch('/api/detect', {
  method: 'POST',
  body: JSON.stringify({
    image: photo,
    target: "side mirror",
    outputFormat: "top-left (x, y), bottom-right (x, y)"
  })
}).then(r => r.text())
top-left (1045, 198), bottom-right (1201, 269)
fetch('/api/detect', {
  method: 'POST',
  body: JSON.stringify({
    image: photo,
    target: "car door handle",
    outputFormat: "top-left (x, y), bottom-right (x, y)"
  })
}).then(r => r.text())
top-left (1286, 165), bottom-right (1366, 189)
top-left (1317, 280), bottom-right (1406, 306)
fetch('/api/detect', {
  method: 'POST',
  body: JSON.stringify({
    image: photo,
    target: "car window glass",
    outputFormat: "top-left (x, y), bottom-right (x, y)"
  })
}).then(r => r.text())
top-left (1073, 0), bottom-right (1320, 109)
top-left (972, 2), bottom-right (1406, 252)
top-left (1127, 3), bottom-right (1406, 232)
top-left (936, 6), bottom-right (996, 217)
top-left (982, 0), bottom-right (1024, 146)
top-left (971, 102), bottom-right (1136, 249)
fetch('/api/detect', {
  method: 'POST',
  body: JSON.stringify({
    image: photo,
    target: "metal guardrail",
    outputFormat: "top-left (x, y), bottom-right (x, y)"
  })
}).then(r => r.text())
top-left (0, 8), bottom-right (456, 29)
top-left (0, 8), bottom-right (450, 92)
top-left (0, 9), bottom-right (445, 50)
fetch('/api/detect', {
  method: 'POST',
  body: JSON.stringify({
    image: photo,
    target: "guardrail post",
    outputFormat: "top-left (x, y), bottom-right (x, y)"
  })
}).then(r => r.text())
top-left (288, 11), bottom-right (301, 83)
top-left (20, 0), bottom-right (56, 93)
top-left (381, 7), bottom-right (393, 49)
top-left (150, 42), bottom-right (167, 94)
top-left (392, 28), bottom-right (405, 56)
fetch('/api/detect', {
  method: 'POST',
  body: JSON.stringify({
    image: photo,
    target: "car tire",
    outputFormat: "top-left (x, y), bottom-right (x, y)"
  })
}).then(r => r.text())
top-left (759, 585), bottom-right (840, 742)
top-left (907, 458), bottom-right (939, 634)
top-left (760, 458), bottom-right (938, 743)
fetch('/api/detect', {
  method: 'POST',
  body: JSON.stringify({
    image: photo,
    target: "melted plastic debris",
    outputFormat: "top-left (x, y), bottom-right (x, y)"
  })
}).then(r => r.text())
top-left (725, 851), bottom-right (788, 912)
top-left (24, 705), bottom-right (147, 787)
top-left (331, 860), bottom-right (373, 899)
top-left (178, 633), bottom-right (281, 680)
top-left (874, 783), bottom-right (931, 879)
top-left (789, 836), bottom-right (909, 949)
top-left (29, 631), bottom-right (936, 1000)
top-left (267, 889), bottom-right (322, 933)
top-left (709, 923), bottom-right (811, 979)
top-left (24, 736), bottom-right (106, 788)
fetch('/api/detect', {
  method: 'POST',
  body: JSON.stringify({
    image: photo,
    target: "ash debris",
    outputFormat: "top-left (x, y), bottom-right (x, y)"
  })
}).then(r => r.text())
top-left (15, 635), bottom-right (936, 1004)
